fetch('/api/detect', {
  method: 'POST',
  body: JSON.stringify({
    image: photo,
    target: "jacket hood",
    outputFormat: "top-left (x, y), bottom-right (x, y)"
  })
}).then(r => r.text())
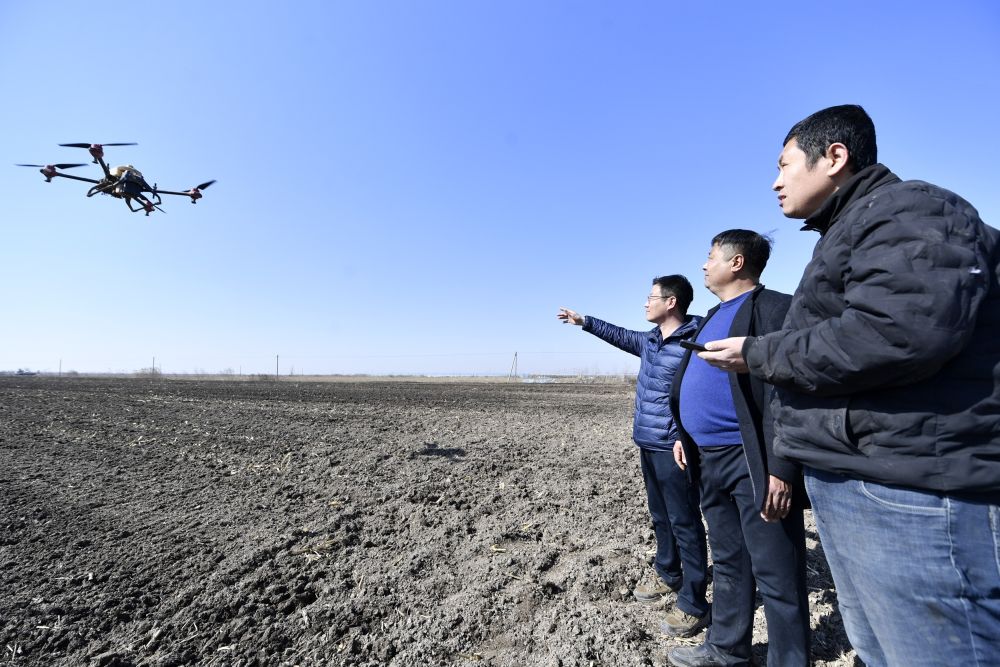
top-left (802, 163), bottom-right (901, 235)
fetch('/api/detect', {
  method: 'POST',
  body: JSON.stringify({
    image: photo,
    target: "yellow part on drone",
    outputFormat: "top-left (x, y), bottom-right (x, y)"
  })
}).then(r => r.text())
top-left (110, 164), bottom-right (144, 179)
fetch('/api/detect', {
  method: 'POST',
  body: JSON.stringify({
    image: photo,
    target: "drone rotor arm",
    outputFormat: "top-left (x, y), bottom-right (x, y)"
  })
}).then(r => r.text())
top-left (48, 172), bottom-right (102, 185)
top-left (155, 180), bottom-right (214, 199)
top-left (95, 155), bottom-right (112, 178)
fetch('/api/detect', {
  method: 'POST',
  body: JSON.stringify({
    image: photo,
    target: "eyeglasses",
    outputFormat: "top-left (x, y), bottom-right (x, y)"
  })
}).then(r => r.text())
top-left (646, 295), bottom-right (673, 303)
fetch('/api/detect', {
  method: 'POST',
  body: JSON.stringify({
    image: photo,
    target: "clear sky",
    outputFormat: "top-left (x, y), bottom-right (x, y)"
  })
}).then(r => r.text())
top-left (2, 1), bottom-right (998, 376)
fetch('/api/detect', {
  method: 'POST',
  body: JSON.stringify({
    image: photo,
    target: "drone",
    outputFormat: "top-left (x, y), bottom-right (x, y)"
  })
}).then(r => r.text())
top-left (17, 143), bottom-right (215, 216)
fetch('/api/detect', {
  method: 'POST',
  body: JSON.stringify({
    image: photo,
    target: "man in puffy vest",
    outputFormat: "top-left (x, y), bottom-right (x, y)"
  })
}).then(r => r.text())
top-left (558, 274), bottom-right (709, 636)
top-left (700, 104), bottom-right (1000, 667)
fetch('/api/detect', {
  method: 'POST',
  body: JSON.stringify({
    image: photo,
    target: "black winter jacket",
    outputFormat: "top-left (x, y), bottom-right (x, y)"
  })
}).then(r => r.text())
top-left (671, 285), bottom-right (798, 512)
top-left (745, 164), bottom-right (1000, 502)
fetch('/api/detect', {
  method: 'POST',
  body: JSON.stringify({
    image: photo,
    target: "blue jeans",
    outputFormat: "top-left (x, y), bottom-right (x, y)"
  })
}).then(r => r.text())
top-left (805, 466), bottom-right (1000, 667)
top-left (639, 447), bottom-right (710, 617)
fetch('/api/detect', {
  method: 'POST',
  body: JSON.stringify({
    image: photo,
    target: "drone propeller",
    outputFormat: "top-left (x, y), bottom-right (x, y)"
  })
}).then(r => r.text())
top-left (16, 163), bottom-right (87, 169)
top-left (60, 142), bottom-right (137, 164)
top-left (59, 143), bottom-right (137, 148)
top-left (178, 180), bottom-right (217, 204)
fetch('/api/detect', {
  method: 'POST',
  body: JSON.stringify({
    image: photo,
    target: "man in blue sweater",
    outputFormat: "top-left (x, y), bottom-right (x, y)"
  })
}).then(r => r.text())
top-left (558, 275), bottom-right (710, 636)
top-left (668, 231), bottom-right (808, 667)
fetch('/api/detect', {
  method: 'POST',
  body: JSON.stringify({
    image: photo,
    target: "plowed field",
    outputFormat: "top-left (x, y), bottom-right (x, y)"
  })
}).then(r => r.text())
top-left (0, 377), bottom-right (854, 666)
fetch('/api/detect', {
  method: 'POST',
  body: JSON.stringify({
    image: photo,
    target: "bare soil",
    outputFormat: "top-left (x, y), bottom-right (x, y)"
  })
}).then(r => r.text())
top-left (0, 377), bottom-right (856, 666)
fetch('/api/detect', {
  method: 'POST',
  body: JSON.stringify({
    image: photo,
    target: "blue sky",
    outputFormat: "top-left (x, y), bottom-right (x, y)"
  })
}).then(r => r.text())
top-left (2, 1), bottom-right (998, 375)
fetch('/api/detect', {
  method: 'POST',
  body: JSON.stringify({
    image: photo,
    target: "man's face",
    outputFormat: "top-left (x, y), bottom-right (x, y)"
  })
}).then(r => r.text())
top-left (772, 138), bottom-right (837, 219)
top-left (702, 244), bottom-right (735, 296)
top-left (644, 286), bottom-right (674, 323)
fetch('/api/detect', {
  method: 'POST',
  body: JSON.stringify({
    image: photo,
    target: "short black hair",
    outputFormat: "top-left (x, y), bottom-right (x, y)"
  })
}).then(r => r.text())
top-left (652, 274), bottom-right (694, 315)
top-left (711, 230), bottom-right (773, 280)
top-left (784, 104), bottom-right (877, 174)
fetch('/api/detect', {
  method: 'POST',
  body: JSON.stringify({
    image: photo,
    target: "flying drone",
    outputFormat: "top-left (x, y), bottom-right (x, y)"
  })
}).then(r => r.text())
top-left (17, 143), bottom-right (215, 216)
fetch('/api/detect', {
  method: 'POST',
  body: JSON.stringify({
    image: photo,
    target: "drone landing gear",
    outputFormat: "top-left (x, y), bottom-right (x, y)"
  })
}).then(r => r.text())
top-left (124, 197), bottom-right (154, 216)
top-left (130, 196), bottom-right (161, 216)
top-left (87, 182), bottom-right (115, 197)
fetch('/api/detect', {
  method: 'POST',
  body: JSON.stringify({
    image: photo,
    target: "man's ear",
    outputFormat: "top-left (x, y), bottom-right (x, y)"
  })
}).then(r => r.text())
top-left (730, 253), bottom-right (745, 273)
top-left (826, 142), bottom-right (852, 178)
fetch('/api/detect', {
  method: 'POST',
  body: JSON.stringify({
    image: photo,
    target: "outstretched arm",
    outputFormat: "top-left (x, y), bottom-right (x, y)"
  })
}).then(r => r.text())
top-left (561, 309), bottom-right (644, 357)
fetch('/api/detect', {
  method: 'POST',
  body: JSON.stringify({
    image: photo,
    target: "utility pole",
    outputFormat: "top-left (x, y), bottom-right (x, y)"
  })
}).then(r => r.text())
top-left (276, 354), bottom-right (279, 381)
top-left (507, 352), bottom-right (518, 382)
top-left (153, 356), bottom-right (156, 375)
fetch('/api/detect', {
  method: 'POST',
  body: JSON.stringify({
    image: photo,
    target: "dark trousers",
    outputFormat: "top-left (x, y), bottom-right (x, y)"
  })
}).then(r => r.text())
top-left (697, 445), bottom-right (809, 667)
top-left (640, 447), bottom-right (710, 617)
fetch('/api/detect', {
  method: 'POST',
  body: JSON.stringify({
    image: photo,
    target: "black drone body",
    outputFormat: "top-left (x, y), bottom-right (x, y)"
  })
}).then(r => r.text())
top-left (17, 143), bottom-right (215, 216)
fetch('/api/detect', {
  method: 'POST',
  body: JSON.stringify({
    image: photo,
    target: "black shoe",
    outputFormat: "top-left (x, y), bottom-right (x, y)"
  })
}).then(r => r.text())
top-left (666, 643), bottom-right (728, 667)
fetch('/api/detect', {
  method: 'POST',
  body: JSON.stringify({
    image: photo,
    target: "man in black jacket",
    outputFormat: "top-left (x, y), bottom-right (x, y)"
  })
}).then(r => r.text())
top-left (666, 230), bottom-right (809, 667)
top-left (702, 105), bottom-right (1000, 667)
